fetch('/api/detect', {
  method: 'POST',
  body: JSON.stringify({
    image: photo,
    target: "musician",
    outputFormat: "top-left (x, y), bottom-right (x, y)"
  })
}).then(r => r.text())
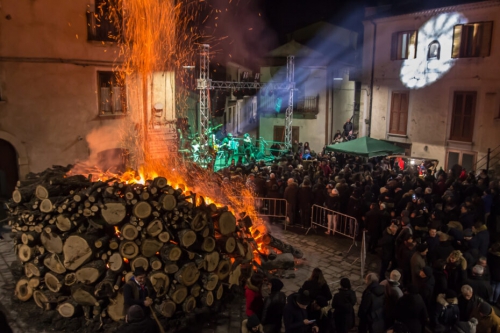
top-left (243, 133), bottom-right (255, 162)
top-left (221, 133), bottom-right (237, 165)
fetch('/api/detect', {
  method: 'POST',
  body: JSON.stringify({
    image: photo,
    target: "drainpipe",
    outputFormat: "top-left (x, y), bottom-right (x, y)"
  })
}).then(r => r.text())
top-left (368, 20), bottom-right (377, 138)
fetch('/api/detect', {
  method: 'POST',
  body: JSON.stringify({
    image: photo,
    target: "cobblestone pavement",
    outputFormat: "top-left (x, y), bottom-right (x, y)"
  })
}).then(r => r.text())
top-left (0, 223), bottom-right (377, 333)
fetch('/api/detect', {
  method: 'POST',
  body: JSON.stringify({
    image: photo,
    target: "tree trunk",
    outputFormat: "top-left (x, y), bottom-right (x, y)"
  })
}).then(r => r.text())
top-left (159, 299), bottom-right (176, 318)
top-left (149, 271), bottom-right (170, 297)
top-left (174, 262), bottom-right (200, 287)
top-left (119, 240), bottom-right (140, 259)
top-left (177, 229), bottom-right (197, 248)
top-left (40, 231), bottom-right (63, 254)
top-left (45, 272), bottom-right (65, 292)
top-left (15, 277), bottom-right (33, 301)
top-left (121, 223), bottom-right (139, 240)
top-left (75, 260), bottom-right (106, 284)
top-left (71, 284), bottom-right (99, 306)
top-left (101, 202), bottom-right (127, 225)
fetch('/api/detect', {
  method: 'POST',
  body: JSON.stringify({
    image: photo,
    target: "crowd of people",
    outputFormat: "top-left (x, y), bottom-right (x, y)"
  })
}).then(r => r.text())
top-left (223, 149), bottom-right (499, 333)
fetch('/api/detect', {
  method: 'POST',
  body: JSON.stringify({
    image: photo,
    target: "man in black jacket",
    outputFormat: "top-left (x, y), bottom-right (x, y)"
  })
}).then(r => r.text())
top-left (262, 279), bottom-right (287, 333)
top-left (284, 178), bottom-right (299, 226)
top-left (358, 273), bottom-right (385, 333)
top-left (458, 284), bottom-right (483, 321)
top-left (377, 224), bottom-right (398, 281)
top-left (463, 265), bottom-right (492, 302)
top-left (364, 203), bottom-right (384, 254)
top-left (283, 291), bottom-right (316, 333)
top-left (123, 267), bottom-right (156, 316)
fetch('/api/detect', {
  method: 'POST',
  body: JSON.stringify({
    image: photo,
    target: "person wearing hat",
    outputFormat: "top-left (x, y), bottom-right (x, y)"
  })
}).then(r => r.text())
top-left (332, 278), bottom-right (356, 333)
top-left (117, 305), bottom-right (159, 333)
top-left (123, 267), bottom-right (156, 316)
top-left (435, 289), bottom-right (459, 330)
top-left (283, 291), bottom-right (315, 333)
top-left (261, 279), bottom-right (286, 333)
top-left (471, 301), bottom-right (500, 333)
top-left (463, 265), bottom-right (492, 302)
top-left (221, 132), bottom-right (237, 165)
top-left (242, 314), bottom-right (264, 333)
top-left (410, 243), bottom-right (428, 285)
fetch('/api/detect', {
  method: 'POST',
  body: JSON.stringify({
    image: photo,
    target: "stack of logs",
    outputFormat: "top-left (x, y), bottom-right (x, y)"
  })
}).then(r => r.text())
top-left (7, 165), bottom-right (262, 324)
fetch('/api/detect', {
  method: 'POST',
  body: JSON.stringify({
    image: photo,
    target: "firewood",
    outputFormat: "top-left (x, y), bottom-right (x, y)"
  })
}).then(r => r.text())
top-left (15, 277), bottom-right (33, 301)
top-left (57, 298), bottom-right (81, 317)
top-left (45, 272), bottom-right (65, 292)
top-left (24, 261), bottom-right (46, 278)
top-left (107, 252), bottom-right (124, 272)
top-left (94, 270), bottom-right (117, 298)
top-left (152, 177), bottom-right (168, 189)
top-left (163, 261), bottom-right (179, 274)
top-left (174, 262), bottom-right (200, 287)
top-left (146, 219), bottom-right (163, 237)
top-left (228, 264), bottom-right (242, 288)
top-left (168, 284), bottom-right (188, 304)
top-left (159, 194), bottom-right (176, 211)
top-left (215, 259), bottom-right (231, 281)
top-left (18, 244), bottom-right (35, 262)
top-left (157, 231), bottom-right (170, 243)
top-left (64, 272), bottom-right (77, 286)
top-left (33, 290), bottom-right (58, 310)
top-left (107, 291), bottom-right (125, 321)
top-left (204, 251), bottom-right (220, 272)
top-left (217, 236), bottom-right (236, 253)
top-left (177, 229), bottom-right (197, 248)
top-left (160, 244), bottom-right (182, 262)
top-left (121, 223), bottom-right (139, 240)
top-left (40, 231), bottom-right (63, 254)
top-left (149, 256), bottom-right (162, 271)
top-left (262, 234), bottom-right (304, 258)
top-left (63, 235), bottom-right (96, 270)
top-left (132, 201), bottom-right (152, 219)
top-left (149, 271), bottom-right (170, 297)
top-left (21, 231), bottom-right (40, 246)
top-left (190, 283), bottom-right (201, 297)
top-left (44, 252), bottom-right (66, 274)
top-left (202, 272), bottom-right (219, 291)
top-left (140, 238), bottom-right (163, 257)
top-left (119, 240), bottom-right (139, 259)
top-left (28, 276), bottom-right (41, 289)
top-left (130, 256), bottom-right (149, 271)
top-left (101, 202), bottom-right (127, 225)
top-left (94, 235), bottom-right (110, 249)
top-left (159, 299), bottom-right (176, 318)
top-left (215, 283), bottom-right (224, 300)
top-left (182, 295), bottom-right (196, 313)
top-left (200, 290), bottom-right (214, 307)
top-left (71, 284), bottom-right (99, 306)
top-left (76, 260), bottom-right (106, 284)
top-left (190, 212), bottom-right (207, 232)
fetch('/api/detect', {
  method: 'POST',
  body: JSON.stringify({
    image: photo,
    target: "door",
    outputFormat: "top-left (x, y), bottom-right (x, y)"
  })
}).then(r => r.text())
top-left (273, 126), bottom-right (299, 143)
top-left (0, 139), bottom-right (19, 199)
top-left (446, 149), bottom-right (477, 171)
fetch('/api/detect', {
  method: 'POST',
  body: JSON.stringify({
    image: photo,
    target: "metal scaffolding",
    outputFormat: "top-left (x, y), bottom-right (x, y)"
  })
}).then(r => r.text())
top-left (196, 45), bottom-right (295, 161)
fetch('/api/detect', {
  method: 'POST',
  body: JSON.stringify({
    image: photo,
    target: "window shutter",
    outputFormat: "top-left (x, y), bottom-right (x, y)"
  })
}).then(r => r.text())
top-left (408, 31), bottom-right (417, 59)
top-left (391, 33), bottom-right (398, 60)
top-left (100, 87), bottom-right (111, 112)
top-left (479, 21), bottom-right (493, 57)
top-left (452, 25), bottom-right (462, 58)
top-left (390, 92), bottom-right (401, 134)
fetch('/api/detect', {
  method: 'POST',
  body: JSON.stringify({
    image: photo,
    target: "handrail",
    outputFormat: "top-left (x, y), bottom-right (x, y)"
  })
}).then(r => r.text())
top-left (473, 144), bottom-right (500, 171)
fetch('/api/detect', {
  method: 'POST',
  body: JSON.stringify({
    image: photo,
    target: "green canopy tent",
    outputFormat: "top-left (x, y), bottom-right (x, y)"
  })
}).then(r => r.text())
top-left (325, 136), bottom-right (405, 158)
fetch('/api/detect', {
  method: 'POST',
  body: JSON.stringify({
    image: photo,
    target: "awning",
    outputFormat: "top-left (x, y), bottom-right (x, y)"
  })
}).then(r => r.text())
top-left (325, 136), bottom-right (405, 158)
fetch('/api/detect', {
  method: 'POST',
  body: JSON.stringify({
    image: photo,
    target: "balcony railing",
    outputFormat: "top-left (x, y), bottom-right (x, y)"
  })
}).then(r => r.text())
top-left (258, 95), bottom-right (320, 116)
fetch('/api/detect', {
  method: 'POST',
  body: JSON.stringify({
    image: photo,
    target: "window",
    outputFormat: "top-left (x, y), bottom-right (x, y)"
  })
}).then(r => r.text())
top-left (87, 0), bottom-right (121, 42)
top-left (446, 150), bottom-right (476, 171)
top-left (389, 91), bottom-right (409, 135)
top-left (98, 71), bottom-right (126, 115)
top-left (452, 22), bottom-right (493, 58)
top-left (427, 40), bottom-right (440, 60)
top-left (391, 31), bottom-right (417, 60)
top-left (450, 91), bottom-right (476, 142)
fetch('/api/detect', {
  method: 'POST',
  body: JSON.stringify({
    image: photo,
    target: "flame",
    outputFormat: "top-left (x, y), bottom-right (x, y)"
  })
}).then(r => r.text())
top-left (123, 258), bottom-right (129, 264)
top-left (114, 226), bottom-right (121, 238)
top-left (106, 263), bottom-right (110, 269)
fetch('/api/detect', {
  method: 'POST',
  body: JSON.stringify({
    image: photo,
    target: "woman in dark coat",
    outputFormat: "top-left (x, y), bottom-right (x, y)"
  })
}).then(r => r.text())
top-left (299, 268), bottom-right (332, 301)
top-left (395, 285), bottom-right (429, 333)
top-left (331, 278), bottom-right (356, 333)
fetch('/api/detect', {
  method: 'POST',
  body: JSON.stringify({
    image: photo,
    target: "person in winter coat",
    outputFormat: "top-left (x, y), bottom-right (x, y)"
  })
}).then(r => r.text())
top-left (471, 302), bottom-right (500, 333)
top-left (417, 266), bottom-right (435, 311)
top-left (463, 265), bottom-right (492, 302)
top-left (451, 318), bottom-right (478, 333)
top-left (284, 291), bottom-right (317, 333)
top-left (242, 315), bottom-right (265, 333)
top-left (364, 203), bottom-right (384, 253)
top-left (299, 268), bottom-right (332, 301)
top-left (332, 278), bottom-right (357, 333)
top-left (397, 234), bottom-right (415, 286)
top-left (435, 232), bottom-right (455, 262)
top-left (378, 224), bottom-right (398, 281)
top-left (488, 243), bottom-right (500, 304)
top-left (395, 285), bottom-right (428, 333)
top-left (358, 273), bottom-right (385, 333)
top-left (458, 285), bottom-right (484, 322)
top-left (446, 250), bottom-right (467, 293)
top-left (261, 279), bottom-right (287, 333)
top-left (435, 290), bottom-right (460, 331)
top-left (298, 179), bottom-right (313, 228)
top-left (116, 305), bottom-right (160, 333)
top-left (246, 273), bottom-right (265, 319)
top-left (379, 270), bottom-right (403, 328)
top-left (470, 221), bottom-right (490, 257)
top-left (411, 243), bottom-right (428, 285)
top-left (284, 178), bottom-right (299, 225)
top-left (308, 296), bottom-right (334, 333)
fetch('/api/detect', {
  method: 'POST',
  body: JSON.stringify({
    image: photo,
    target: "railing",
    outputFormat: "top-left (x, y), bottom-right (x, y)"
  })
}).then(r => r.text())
top-left (258, 95), bottom-right (320, 115)
top-left (234, 197), bottom-right (288, 229)
top-left (473, 144), bottom-right (500, 172)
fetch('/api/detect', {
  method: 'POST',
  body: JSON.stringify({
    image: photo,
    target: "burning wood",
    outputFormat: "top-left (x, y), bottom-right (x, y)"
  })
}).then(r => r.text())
top-left (6, 165), bottom-right (298, 329)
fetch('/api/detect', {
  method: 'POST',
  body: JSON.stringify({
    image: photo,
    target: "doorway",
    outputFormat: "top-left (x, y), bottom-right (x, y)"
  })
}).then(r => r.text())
top-left (0, 139), bottom-right (19, 199)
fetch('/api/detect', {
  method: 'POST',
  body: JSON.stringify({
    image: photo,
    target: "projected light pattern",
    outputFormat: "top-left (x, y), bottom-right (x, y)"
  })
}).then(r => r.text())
top-left (400, 12), bottom-right (467, 89)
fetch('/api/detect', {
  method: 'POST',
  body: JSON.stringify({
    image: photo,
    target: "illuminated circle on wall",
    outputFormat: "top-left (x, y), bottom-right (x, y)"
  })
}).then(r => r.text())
top-left (400, 12), bottom-right (467, 89)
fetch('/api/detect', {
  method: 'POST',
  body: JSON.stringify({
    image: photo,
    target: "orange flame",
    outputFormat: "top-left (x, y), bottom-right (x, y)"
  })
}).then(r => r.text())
top-left (123, 258), bottom-right (129, 264)
top-left (114, 226), bottom-right (121, 238)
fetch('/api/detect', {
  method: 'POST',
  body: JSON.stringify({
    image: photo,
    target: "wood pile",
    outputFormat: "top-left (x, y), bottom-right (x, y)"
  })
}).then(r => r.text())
top-left (6, 165), bottom-right (258, 326)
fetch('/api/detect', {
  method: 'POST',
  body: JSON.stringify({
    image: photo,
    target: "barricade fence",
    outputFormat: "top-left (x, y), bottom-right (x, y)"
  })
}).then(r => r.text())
top-left (234, 197), bottom-right (288, 228)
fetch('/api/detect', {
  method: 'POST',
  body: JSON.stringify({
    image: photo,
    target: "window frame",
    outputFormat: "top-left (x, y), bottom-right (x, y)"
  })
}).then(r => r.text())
top-left (97, 71), bottom-right (127, 116)
top-left (388, 90), bottom-right (410, 136)
top-left (449, 91), bottom-right (477, 142)
top-left (391, 30), bottom-right (418, 60)
top-left (451, 21), bottom-right (493, 58)
top-left (87, 0), bottom-right (121, 42)
top-left (427, 40), bottom-right (441, 60)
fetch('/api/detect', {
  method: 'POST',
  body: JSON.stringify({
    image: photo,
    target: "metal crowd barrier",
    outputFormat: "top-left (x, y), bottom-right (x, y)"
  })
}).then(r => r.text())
top-left (234, 197), bottom-right (288, 229)
top-left (306, 204), bottom-right (359, 253)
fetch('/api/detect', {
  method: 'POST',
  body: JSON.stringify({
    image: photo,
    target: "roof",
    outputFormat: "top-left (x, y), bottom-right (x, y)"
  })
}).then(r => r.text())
top-left (325, 136), bottom-right (405, 158)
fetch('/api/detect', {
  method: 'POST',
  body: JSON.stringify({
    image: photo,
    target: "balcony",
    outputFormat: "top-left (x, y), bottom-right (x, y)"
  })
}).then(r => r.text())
top-left (258, 95), bottom-right (320, 119)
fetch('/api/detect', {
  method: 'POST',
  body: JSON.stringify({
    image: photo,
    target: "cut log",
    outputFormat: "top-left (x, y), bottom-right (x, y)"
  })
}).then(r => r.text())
top-left (216, 283), bottom-right (224, 300)
top-left (163, 261), bottom-right (179, 274)
top-left (121, 223), bottom-right (139, 240)
top-left (15, 277), bottom-right (33, 301)
top-left (200, 290), bottom-right (214, 307)
top-left (228, 264), bottom-right (242, 288)
top-left (18, 244), bottom-right (34, 262)
top-left (24, 261), bottom-right (46, 277)
top-left (177, 229), bottom-right (197, 248)
top-left (130, 256), bottom-right (149, 271)
top-left (94, 235), bottom-right (110, 249)
top-left (33, 290), bottom-right (58, 310)
top-left (159, 299), bottom-right (176, 318)
top-left (55, 214), bottom-right (74, 232)
top-left (45, 272), bottom-right (65, 292)
top-left (262, 234), bottom-right (304, 258)
top-left (174, 262), bottom-right (200, 287)
top-left (109, 238), bottom-right (120, 250)
top-left (57, 299), bottom-right (81, 318)
top-left (119, 241), bottom-right (140, 259)
top-left (182, 295), bottom-right (196, 313)
top-left (235, 241), bottom-right (246, 257)
top-left (152, 177), bottom-right (168, 189)
top-left (76, 260), bottom-right (106, 284)
top-left (28, 276), bottom-right (40, 289)
top-left (94, 270), bottom-right (117, 298)
top-left (160, 244), bottom-right (182, 262)
top-left (159, 194), bottom-right (176, 211)
top-left (41, 231), bottom-right (63, 254)
top-left (140, 238), bottom-right (163, 258)
top-left (198, 236), bottom-right (216, 252)
top-left (63, 235), bottom-right (95, 270)
top-left (204, 251), bottom-right (220, 272)
top-left (71, 284), bottom-right (99, 306)
top-left (216, 259), bottom-right (231, 281)
top-left (202, 272), bottom-right (219, 291)
top-left (149, 271), bottom-right (170, 297)
top-left (39, 198), bottom-right (54, 213)
top-left (107, 291), bottom-right (125, 321)
top-left (12, 187), bottom-right (34, 203)
top-left (21, 231), bottom-right (40, 246)
top-left (157, 231), bottom-right (170, 243)
top-left (190, 212), bottom-right (207, 232)
top-left (35, 185), bottom-right (56, 200)
top-left (261, 253), bottom-right (295, 270)
top-left (64, 272), bottom-right (77, 286)
top-left (168, 284), bottom-right (188, 304)
top-left (44, 252), bottom-right (66, 274)
top-left (214, 211), bottom-right (236, 235)
top-left (107, 252), bottom-right (124, 272)
top-left (190, 283), bottom-right (201, 297)
top-left (101, 202), bottom-right (127, 225)
top-left (217, 236), bottom-right (236, 253)
top-left (146, 219), bottom-right (163, 237)
top-left (132, 201), bottom-right (152, 219)
top-left (149, 256), bottom-right (162, 271)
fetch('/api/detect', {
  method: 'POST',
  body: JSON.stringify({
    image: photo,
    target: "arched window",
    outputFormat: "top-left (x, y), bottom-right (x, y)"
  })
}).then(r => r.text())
top-left (428, 40), bottom-right (440, 60)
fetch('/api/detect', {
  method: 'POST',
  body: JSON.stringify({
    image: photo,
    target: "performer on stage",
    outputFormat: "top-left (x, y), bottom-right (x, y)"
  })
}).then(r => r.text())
top-left (242, 133), bottom-right (255, 162)
top-left (221, 133), bottom-right (238, 165)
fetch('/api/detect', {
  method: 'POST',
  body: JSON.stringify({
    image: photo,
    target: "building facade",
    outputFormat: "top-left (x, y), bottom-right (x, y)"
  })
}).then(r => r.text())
top-left (361, 1), bottom-right (500, 172)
